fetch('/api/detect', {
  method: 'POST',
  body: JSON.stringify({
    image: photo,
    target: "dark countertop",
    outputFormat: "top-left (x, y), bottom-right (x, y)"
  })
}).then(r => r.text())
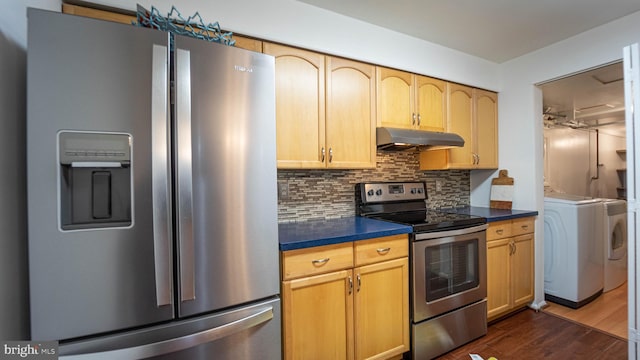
top-left (279, 216), bottom-right (413, 251)
top-left (441, 206), bottom-right (538, 222)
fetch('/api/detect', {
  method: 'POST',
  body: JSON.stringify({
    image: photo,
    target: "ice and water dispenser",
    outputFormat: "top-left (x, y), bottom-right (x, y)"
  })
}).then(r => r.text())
top-left (58, 131), bottom-right (132, 230)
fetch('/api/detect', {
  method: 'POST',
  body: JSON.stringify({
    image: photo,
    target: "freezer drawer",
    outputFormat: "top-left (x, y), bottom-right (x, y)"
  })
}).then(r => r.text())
top-left (59, 297), bottom-right (281, 360)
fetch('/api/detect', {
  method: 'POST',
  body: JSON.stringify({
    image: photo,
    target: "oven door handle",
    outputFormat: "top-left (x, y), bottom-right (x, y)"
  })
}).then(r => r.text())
top-left (414, 224), bottom-right (488, 241)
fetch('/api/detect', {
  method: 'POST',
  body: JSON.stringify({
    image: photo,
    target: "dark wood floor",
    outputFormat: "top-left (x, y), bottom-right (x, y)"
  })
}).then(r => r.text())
top-left (436, 309), bottom-right (627, 360)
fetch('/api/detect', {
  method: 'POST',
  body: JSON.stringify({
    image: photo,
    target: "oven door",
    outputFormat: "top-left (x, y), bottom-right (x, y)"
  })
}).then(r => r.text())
top-left (412, 224), bottom-right (487, 322)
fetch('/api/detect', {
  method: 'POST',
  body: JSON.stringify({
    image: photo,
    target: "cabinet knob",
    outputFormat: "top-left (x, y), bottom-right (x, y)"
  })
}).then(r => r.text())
top-left (356, 274), bottom-right (361, 292)
top-left (412, 113), bottom-right (417, 125)
top-left (320, 147), bottom-right (325, 162)
top-left (417, 114), bottom-right (421, 126)
top-left (328, 147), bottom-right (333, 163)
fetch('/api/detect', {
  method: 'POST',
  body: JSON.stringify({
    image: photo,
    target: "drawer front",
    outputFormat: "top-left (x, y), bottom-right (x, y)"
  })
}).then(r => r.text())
top-left (281, 242), bottom-right (353, 280)
top-left (354, 234), bottom-right (408, 266)
top-left (487, 220), bottom-right (512, 241)
top-left (512, 217), bottom-right (535, 236)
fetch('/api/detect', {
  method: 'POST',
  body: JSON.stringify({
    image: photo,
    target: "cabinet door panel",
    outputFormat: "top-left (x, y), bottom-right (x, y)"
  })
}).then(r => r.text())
top-left (377, 67), bottom-right (413, 129)
top-left (416, 76), bottom-right (446, 132)
top-left (487, 238), bottom-right (511, 320)
top-left (355, 258), bottom-right (409, 360)
top-left (512, 234), bottom-right (535, 307)
top-left (326, 57), bottom-right (376, 169)
top-left (283, 270), bottom-right (354, 360)
top-left (474, 89), bottom-right (498, 169)
top-left (264, 43), bottom-right (325, 168)
top-left (447, 84), bottom-right (474, 167)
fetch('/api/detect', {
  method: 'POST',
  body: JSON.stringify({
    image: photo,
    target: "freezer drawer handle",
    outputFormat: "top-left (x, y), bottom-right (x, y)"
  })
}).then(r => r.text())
top-left (60, 306), bottom-right (274, 359)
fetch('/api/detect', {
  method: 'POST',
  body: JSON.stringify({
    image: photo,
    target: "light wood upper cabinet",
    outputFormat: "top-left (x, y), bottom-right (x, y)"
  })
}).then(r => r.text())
top-left (419, 86), bottom-right (498, 170)
top-left (264, 43), bottom-right (326, 168)
top-left (415, 76), bottom-right (447, 131)
top-left (265, 42), bottom-right (376, 169)
top-left (326, 57), bottom-right (377, 169)
top-left (447, 84), bottom-right (474, 167)
top-left (377, 67), bottom-right (446, 132)
top-left (474, 89), bottom-right (499, 168)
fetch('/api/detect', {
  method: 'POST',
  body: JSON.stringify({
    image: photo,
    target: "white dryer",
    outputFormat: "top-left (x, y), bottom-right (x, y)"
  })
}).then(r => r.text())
top-left (544, 193), bottom-right (604, 308)
top-left (602, 199), bottom-right (627, 292)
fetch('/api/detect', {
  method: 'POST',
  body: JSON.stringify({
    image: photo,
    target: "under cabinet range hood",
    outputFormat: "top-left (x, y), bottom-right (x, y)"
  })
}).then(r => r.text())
top-left (376, 127), bottom-right (465, 151)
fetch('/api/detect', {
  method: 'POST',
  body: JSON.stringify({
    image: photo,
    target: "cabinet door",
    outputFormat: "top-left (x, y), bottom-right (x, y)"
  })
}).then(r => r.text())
top-left (283, 270), bottom-right (354, 360)
top-left (264, 43), bottom-right (326, 168)
top-left (474, 89), bottom-right (498, 169)
top-left (376, 67), bottom-right (414, 129)
top-left (512, 234), bottom-right (535, 307)
top-left (486, 238), bottom-right (511, 321)
top-left (326, 57), bottom-right (376, 169)
top-left (415, 76), bottom-right (447, 132)
top-left (354, 258), bottom-right (409, 360)
top-left (447, 83), bottom-right (474, 167)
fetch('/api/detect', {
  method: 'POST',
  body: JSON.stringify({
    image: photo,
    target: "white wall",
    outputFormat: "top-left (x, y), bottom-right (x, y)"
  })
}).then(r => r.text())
top-left (544, 127), bottom-right (626, 199)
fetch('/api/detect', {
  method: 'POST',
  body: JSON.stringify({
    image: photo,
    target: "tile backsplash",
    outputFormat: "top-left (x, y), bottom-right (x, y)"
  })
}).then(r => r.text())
top-left (277, 150), bottom-right (470, 223)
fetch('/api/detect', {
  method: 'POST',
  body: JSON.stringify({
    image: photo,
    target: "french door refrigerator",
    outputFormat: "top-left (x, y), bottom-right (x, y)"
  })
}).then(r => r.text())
top-left (27, 8), bottom-right (281, 359)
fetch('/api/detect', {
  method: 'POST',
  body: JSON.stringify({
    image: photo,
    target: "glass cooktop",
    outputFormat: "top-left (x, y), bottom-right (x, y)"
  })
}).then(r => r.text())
top-left (368, 210), bottom-right (486, 233)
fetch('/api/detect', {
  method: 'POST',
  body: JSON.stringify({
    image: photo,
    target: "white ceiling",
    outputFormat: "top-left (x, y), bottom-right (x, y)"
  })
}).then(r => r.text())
top-left (539, 62), bottom-right (626, 135)
top-left (296, 0), bottom-right (640, 64)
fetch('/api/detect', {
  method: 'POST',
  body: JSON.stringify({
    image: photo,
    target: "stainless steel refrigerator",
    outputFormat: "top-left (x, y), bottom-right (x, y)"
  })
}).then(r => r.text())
top-left (26, 8), bottom-right (281, 359)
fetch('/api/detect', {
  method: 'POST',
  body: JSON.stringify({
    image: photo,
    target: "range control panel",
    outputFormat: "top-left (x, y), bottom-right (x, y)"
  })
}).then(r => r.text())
top-left (359, 182), bottom-right (426, 203)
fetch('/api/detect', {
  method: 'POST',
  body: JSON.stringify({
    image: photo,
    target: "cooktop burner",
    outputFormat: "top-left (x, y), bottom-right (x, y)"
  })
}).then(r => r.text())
top-left (356, 181), bottom-right (486, 233)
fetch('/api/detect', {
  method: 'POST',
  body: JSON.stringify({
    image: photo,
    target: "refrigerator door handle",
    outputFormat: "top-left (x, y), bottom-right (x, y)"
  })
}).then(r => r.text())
top-left (176, 48), bottom-right (196, 302)
top-left (60, 306), bottom-right (275, 359)
top-left (151, 44), bottom-right (173, 307)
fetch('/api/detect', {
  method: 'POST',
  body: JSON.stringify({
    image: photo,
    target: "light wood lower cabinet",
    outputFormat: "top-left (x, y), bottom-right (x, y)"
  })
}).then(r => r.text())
top-left (486, 217), bottom-right (535, 322)
top-left (281, 235), bottom-right (409, 360)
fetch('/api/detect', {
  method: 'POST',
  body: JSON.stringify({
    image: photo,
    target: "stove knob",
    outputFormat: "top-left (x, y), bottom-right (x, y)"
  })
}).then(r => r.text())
top-left (375, 189), bottom-right (383, 196)
top-left (410, 188), bottom-right (416, 194)
top-left (367, 189), bottom-right (374, 197)
top-left (417, 188), bottom-right (423, 194)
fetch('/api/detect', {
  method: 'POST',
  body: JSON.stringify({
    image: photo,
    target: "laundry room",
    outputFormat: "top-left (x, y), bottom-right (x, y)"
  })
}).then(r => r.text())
top-left (539, 61), bottom-right (628, 338)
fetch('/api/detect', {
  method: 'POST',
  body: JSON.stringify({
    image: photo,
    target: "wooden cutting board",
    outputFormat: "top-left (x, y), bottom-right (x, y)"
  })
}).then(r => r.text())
top-left (490, 169), bottom-right (514, 209)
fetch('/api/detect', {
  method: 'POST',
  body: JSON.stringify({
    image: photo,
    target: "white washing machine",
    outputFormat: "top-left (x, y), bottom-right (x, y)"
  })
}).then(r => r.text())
top-left (602, 199), bottom-right (627, 292)
top-left (544, 193), bottom-right (604, 308)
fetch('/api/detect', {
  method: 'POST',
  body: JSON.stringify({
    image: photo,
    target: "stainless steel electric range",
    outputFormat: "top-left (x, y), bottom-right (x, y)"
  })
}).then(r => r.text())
top-left (356, 181), bottom-right (488, 360)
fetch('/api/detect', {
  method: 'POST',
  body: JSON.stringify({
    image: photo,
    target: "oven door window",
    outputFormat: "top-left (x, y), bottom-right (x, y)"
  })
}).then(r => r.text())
top-left (425, 239), bottom-right (479, 302)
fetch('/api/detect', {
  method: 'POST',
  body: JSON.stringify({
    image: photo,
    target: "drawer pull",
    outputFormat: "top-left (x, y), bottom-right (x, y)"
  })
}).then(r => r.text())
top-left (496, 229), bottom-right (504, 235)
top-left (348, 276), bottom-right (353, 295)
top-left (376, 247), bottom-right (391, 255)
top-left (311, 258), bottom-right (330, 266)
top-left (521, 225), bottom-right (529, 230)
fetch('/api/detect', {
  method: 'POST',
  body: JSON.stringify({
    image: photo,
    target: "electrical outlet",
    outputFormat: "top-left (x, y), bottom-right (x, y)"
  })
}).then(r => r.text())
top-left (435, 180), bottom-right (443, 192)
top-left (278, 180), bottom-right (289, 200)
